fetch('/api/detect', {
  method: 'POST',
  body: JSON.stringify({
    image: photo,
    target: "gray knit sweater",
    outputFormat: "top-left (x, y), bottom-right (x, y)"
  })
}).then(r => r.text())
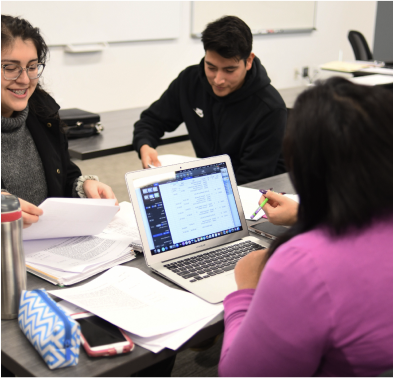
top-left (1, 105), bottom-right (48, 206)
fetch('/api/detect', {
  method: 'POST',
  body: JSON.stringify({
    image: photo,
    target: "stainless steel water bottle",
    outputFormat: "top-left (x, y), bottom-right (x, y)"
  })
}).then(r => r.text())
top-left (1, 194), bottom-right (26, 319)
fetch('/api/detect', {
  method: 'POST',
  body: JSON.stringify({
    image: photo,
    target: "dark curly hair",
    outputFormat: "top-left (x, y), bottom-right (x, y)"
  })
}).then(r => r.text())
top-left (1, 14), bottom-right (50, 114)
top-left (1, 14), bottom-right (48, 64)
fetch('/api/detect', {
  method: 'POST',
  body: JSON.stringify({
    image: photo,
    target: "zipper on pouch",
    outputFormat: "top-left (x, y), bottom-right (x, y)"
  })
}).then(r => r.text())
top-left (34, 290), bottom-right (72, 359)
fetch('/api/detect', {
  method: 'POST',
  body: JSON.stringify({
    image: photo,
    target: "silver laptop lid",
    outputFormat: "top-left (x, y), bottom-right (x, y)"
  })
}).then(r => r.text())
top-left (125, 155), bottom-right (249, 267)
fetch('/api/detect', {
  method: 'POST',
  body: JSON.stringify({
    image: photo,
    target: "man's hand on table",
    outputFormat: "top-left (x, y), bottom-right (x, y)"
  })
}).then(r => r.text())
top-left (140, 145), bottom-right (162, 169)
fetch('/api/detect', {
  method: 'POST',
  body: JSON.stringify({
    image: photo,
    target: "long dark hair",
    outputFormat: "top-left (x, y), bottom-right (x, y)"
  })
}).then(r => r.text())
top-left (269, 77), bottom-right (393, 256)
top-left (1, 14), bottom-right (50, 114)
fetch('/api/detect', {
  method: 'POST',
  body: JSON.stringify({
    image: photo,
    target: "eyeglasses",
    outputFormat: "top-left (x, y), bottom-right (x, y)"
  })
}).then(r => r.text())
top-left (1, 63), bottom-right (45, 80)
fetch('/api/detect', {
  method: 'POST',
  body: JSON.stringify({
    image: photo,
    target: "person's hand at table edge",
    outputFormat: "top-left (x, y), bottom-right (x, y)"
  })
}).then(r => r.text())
top-left (235, 249), bottom-right (269, 290)
top-left (83, 181), bottom-right (119, 206)
top-left (140, 144), bottom-right (162, 169)
top-left (2, 192), bottom-right (43, 228)
top-left (259, 190), bottom-right (298, 226)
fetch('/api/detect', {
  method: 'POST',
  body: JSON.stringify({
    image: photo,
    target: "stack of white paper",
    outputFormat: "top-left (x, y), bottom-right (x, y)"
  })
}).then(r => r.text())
top-left (349, 74), bottom-right (393, 86)
top-left (358, 67), bottom-right (393, 76)
top-left (99, 201), bottom-right (143, 251)
top-left (24, 201), bottom-right (139, 286)
top-left (24, 235), bottom-right (134, 286)
top-left (59, 300), bottom-right (220, 353)
top-left (23, 198), bottom-right (120, 241)
top-left (51, 266), bottom-right (223, 353)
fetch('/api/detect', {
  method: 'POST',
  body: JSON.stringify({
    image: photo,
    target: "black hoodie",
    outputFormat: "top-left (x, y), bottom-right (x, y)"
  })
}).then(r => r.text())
top-left (133, 56), bottom-right (287, 185)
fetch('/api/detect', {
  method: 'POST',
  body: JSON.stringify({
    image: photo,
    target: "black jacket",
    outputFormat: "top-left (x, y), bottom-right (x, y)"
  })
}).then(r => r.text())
top-left (133, 57), bottom-right (287, 185)
top-left (1, 89), bottom-right (81, 197)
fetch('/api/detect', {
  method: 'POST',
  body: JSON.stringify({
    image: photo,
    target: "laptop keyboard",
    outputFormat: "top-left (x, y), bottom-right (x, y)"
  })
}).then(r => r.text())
top-left (163, 241), bottom-right (265, 283)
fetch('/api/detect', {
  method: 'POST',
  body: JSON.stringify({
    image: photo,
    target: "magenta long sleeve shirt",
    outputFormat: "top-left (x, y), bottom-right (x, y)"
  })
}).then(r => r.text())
top-left (219, 215), bottom-right (393, 376)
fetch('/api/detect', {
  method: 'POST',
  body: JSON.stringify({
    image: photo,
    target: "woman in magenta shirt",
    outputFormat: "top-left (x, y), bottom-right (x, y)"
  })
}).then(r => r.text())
top-left (219, 77), bottom-right (393, 377)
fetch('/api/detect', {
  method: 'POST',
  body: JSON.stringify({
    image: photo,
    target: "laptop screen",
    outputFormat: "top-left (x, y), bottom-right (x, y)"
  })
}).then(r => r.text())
top-left (135, 162), bottom-right (243, 255)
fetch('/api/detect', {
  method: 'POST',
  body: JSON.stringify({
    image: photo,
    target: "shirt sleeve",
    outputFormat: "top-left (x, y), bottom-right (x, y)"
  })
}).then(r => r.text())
top-left (219, 245), bottom-right (334, 377)
top-left (132, 73), bottom-right (184, 156)
top-left (235, 106), bottom-right (286, 185)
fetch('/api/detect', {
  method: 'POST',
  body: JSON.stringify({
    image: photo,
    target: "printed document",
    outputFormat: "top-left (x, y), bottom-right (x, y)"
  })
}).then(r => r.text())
top-left (128, 312), bottom-right (221, 352)
top-left (24, 235), bottom-right (131, 273)
top-left (58, 299), bottom-right (222, 353)
top-left (49, 266), bottom-right (223, 337)
top-left (27, 251), bottom-right (133, 286)
top-left (99, 201), bottom-right (142, 250)
top-left (23, 201), bottom-right (139, 285)
top-left (23, 198), bottom-right (119, 240)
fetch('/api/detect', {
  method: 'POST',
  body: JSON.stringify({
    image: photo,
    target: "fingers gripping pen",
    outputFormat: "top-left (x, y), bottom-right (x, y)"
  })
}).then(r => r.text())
top-left (250, 197), bottom-right (269, 220)
top-left (249, 188), bottom-right (273, 220)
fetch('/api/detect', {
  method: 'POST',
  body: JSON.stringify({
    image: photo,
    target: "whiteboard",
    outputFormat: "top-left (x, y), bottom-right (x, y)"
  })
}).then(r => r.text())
top-left (191, 1), bottom-right (316, 37)
top-left (1, 1), bottom-right (181, 46)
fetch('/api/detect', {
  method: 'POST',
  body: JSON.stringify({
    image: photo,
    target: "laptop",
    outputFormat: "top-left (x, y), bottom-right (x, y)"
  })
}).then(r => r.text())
top-left (125, 155), bottom-right (270, 303)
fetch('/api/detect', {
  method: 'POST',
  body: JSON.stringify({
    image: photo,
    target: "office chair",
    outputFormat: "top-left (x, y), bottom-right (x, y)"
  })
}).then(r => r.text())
top-left (348, 30), bottom-right (373, 61)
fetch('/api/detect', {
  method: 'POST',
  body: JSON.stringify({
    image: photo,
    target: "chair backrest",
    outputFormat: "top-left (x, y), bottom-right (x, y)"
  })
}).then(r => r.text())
top-left (348, 30), bottom-right (373, 61)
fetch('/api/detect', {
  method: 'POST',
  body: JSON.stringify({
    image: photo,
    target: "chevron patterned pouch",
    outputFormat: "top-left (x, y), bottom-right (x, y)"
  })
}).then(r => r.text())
top-left (18, 289), bottom-right (81, 370)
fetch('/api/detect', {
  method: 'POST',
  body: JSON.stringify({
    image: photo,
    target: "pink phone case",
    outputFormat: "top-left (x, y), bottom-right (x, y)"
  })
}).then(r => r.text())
top-left (80, 330), bottom-right (134, 357)
top-left (72, 312), bottom-right (135, 357)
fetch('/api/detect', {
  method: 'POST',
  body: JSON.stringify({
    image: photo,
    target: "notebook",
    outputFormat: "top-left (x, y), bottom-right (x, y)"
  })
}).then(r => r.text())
top-left (125, 155), bottom-right (270, 303)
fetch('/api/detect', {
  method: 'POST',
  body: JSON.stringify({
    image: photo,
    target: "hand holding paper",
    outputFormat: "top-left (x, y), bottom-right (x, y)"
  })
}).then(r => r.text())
top-left (83, 181), bottom-right (119, 205)
top-left (23, 201), bottom-right (138, 286)
top-left (22, 198), bottom-right (119, 241)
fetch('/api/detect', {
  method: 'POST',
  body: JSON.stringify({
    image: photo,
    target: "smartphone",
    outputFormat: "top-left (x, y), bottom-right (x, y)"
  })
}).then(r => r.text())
top-left (248, 222), bottom-right (288, 240)
top-left (72, 312), bottom-right (134, 357)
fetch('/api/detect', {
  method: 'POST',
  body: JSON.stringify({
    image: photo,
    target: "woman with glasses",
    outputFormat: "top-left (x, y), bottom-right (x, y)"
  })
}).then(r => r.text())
top-left (219, 77), bottom-right (393, 376)
top-left (1, 15), bottom-right (118, 228)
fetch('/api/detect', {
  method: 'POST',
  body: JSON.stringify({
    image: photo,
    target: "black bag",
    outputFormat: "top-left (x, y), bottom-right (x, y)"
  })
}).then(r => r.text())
top-left (59, 108), bottom-right (104, 139)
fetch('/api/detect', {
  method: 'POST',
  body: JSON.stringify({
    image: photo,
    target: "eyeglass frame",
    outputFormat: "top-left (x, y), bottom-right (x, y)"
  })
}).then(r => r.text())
top-left (1, 63), bottom-right (46, 81)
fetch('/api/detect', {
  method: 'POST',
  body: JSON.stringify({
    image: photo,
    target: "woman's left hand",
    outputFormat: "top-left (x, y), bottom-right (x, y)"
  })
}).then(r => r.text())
top-left (234, 248), bottom-right (269, 290)
top-left (83, 180), bottom-right (119, 205)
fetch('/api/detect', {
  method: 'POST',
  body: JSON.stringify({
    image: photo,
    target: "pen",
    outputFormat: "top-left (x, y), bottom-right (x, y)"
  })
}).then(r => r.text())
top-left (259, 188), bottom-right (286, 195)
top-left (250, 197), bottom-right (269, 220)
top-left (259, 188), bottom-right (273, 195)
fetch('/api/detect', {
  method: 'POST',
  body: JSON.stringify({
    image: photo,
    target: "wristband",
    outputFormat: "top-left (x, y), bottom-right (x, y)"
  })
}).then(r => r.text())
top-left (74, 175), bottom-right (99, 198)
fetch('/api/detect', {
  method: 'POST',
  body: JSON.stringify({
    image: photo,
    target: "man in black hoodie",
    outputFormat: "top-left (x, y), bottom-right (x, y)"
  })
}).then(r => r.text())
top-left (133, 16), bottom-right (286, 185)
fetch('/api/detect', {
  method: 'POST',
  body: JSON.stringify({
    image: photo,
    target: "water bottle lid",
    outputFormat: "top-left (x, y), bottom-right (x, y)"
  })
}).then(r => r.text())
top-left (1, 194), bottom-right (22, 222)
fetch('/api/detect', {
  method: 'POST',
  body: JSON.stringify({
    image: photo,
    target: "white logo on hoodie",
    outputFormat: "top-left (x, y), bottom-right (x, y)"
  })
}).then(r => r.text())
top-left (193, 108), bottom-right (204, 118)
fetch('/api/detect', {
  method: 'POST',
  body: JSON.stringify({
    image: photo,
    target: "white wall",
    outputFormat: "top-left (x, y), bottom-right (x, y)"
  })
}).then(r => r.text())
top-left (37, 1), bottom-right (377, 113)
